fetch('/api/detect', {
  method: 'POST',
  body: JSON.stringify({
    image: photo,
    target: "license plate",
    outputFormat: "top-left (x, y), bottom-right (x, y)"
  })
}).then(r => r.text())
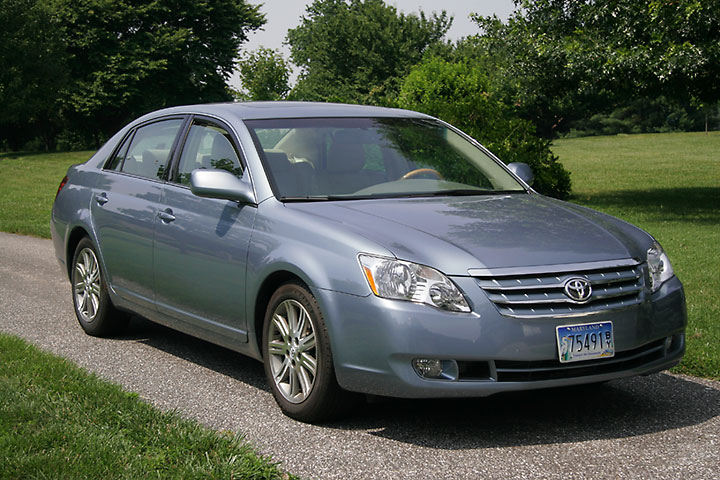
top-left (556, 321), bottom-right (615, 363)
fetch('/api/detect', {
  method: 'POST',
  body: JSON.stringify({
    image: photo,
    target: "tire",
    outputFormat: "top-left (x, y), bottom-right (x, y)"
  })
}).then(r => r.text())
top-left (71, 237), bottom-right (128, 336)
top-left (262, 281), bottom-right (357, 422)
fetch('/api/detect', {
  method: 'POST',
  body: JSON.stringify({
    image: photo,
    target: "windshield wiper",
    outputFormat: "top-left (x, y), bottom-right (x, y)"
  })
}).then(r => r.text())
top-left (428, 189), bottom-right (527, 197)
top-left (281, 196), bottom-right (331, 202)
top-left (280, 190), bottom-right (526, 202)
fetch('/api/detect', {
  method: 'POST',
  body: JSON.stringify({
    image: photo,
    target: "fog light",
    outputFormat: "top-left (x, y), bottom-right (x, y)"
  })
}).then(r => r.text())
top-left (412, 358), bottom-right (444, 378)
top-left (664, 336), bottom-right (673, 351)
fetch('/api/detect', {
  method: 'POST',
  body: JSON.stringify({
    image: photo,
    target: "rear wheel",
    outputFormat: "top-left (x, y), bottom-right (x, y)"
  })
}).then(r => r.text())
top-left (71, 237), bottom-right (127, 336)
top-left (262, 281), bottom-right (357, 422)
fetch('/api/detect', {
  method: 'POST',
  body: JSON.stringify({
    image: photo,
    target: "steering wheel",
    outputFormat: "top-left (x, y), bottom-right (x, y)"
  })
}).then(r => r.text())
top-left (401, 168), bottom-right (443, 180)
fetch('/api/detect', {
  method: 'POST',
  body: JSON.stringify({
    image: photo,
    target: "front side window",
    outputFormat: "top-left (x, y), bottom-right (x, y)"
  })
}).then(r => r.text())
top-left (176, 120), bottom-right (243, 186)
top-left (246, 117), bottom-right (526, 200)
top-left (106, 119), bottom-right (183, 180)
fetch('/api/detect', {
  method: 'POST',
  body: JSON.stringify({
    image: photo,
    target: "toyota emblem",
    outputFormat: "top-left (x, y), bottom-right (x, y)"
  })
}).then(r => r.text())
top-left (564, 277), bottom-right (592, 303)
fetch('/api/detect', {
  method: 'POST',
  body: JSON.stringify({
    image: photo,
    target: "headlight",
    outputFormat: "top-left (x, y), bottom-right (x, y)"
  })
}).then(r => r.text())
top-left (358, 254), bottom-right (471, 312)
top-left (647, 242), bottom-right (674, 292)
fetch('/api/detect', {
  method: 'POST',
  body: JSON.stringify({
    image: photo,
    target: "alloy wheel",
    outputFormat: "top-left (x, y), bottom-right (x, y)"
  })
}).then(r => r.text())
top-left (267, 299), bottom-right (318, 403)
top-left (74, 247), bottom-right (101, 323)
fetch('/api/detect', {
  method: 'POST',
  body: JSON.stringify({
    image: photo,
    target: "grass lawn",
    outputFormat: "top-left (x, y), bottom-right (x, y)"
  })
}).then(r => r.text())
top-left (552, 131), bottom-right (720, 379)
top-left (0, 333), bottom-right (293, 479)
top-left (0, 151), bottom-right (94, 238)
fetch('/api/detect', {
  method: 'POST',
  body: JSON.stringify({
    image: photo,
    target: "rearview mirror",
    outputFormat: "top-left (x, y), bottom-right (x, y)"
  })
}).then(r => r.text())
top-left (507, 162), bottom-right (534, 186)
top-left (190, 169), bottom-right (256, 204)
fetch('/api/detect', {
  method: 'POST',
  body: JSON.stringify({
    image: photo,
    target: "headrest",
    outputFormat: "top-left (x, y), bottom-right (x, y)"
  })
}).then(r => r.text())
top-left (210, 135), bottom-right (237, 163)
top-left (264, 151), bottom-right (292, 171)
top-left (142, 149), bottom-right (168, 164)
top-left (327, 131), bottom-right (367, 173)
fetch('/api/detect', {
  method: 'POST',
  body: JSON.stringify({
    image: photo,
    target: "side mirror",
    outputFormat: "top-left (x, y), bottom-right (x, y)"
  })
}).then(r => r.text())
top-left (190, 169), bottom-right (256, 204)
top-left (507, 162), bottom-right (534, 186)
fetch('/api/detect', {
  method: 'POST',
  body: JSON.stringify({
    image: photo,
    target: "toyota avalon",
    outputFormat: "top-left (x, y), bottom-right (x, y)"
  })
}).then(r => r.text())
top-left (51, 102), bottom-right (686, 422)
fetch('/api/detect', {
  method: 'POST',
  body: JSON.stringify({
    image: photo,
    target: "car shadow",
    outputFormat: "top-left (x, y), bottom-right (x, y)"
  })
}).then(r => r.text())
top-left (327, 374), bottom-right (719, 449)
top-left (114, 316), bottom-right (718, 450)
top-left (114, 315), bottom-right (269, 391)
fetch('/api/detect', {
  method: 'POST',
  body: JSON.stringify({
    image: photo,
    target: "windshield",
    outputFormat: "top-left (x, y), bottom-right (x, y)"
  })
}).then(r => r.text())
top-left (245, 117), bottom-right (526, 200)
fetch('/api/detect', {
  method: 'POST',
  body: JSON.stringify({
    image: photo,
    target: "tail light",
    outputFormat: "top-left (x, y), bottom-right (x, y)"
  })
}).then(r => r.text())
top-left (56, 176), bottom-right (68, 199)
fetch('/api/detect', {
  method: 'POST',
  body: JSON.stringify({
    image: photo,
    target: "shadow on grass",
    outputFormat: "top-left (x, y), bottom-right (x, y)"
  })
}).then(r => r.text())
top-left (116, 316), bottom-right (719, 450)
top-left (0, 150), bottom-right (94, 162)
top-left (571, 187), bottom-right (720, 224)
top-left (0, 151), bottom-right (55, 160)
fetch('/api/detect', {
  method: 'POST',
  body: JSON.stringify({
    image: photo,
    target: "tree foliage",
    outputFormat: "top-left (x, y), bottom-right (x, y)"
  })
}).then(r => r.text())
top-left (473, 0), bottom-right (720, 137)
top-left (398, 56), bottom-right (571, 199)
top-left (237, 48), bottom-right (291, 101)
top-left (0, 0), bottom-right (68, 149)
top-left (0, 0), bottom-right (264, 149)
top-left (56, 0), bottom-right (264, 139)
top-left (287, 0), bottom-right (451, 104)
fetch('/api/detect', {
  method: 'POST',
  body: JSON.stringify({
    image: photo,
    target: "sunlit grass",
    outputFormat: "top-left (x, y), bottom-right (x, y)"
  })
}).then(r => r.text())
top-left (0, 333), bottom-right (293, 479)
top-left (0, 151), bottom-right (92, 238)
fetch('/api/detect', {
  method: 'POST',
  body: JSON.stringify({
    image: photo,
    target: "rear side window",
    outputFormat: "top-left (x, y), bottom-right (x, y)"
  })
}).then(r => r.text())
top-left (106, 119), bottom-right (183, 180)
top-left (175, 120), bottom-right (243, 186)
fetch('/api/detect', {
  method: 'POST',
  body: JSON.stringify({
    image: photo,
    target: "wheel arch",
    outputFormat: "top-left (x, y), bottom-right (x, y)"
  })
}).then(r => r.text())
top-left (65, 226), bottom-right (92, 281)
top-left (252, 270), bottom-right (307, 360)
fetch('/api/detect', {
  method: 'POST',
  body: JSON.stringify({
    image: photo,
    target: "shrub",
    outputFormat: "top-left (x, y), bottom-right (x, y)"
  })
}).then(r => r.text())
top-left (397, 57), bottom-right (571, 199)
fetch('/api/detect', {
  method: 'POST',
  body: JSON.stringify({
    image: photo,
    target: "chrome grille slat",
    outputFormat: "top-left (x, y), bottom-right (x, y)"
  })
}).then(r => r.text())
top-left (486, 282), bottom-right (642, 305)
top-left (474, 260), bottom-right (645, 318)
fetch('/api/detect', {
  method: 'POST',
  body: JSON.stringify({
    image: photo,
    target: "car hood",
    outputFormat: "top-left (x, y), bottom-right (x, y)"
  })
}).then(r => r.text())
top-left (287, 194), bottom-right (651, 276)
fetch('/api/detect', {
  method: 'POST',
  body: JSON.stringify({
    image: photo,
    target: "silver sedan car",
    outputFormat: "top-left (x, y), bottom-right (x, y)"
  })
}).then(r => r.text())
top-left (51, 102), bottom-right (686, 422)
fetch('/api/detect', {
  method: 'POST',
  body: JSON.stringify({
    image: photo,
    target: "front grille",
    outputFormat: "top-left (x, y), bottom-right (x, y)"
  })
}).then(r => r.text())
top-left (471, 259), bottom-right (645, 318)
top-left (493, 339), bottom-right (665, 382)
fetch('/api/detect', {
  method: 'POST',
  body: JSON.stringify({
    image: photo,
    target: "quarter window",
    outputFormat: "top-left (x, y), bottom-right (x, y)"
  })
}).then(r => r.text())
top-left (176, 120), bottom-right (243, 186)
top-left (106, 132), bottom-right (133, 171)
top-left (107, 119), bottom-right (183, 180)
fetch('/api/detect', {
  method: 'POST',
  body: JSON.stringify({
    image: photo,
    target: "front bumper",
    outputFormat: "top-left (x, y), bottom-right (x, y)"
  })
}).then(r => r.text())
top-left (313, 276), bottom-right (686, 398)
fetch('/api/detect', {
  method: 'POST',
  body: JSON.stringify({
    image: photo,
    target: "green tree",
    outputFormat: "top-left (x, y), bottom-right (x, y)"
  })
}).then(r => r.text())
top-left (398, 56), bottom-right (571, 199)
top-left (55, 0), bottom-right (264, 144)
top-left (287, 0), bottom-right (451, 104)
top-left (237, 48), bottom-right (291, 101)
top-left (0, 0), bottom-right (68, 150)
top-left (473, 0), bottom-right (720, 137)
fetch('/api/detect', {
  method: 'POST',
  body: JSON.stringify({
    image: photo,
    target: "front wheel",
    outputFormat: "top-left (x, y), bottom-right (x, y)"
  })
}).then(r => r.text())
top-left (262, 281), bottom-right (357, 422)
top-left (71, 237), bottom-right (127, 336)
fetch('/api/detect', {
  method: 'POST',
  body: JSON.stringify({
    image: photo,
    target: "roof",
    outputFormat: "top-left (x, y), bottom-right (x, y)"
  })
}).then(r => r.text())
top-left (138, 101), bottom-right (433, 123)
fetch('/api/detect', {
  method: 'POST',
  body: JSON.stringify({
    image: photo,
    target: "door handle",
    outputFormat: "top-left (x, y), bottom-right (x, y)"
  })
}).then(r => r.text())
top-left (95, 193), bottom-right (109, 206)
top-left (158, 208), bottom-right (176, 223)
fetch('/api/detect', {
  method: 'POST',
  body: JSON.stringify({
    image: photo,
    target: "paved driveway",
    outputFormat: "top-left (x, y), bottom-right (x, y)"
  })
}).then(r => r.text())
top-left (1, 232), bottom-right (718, 479)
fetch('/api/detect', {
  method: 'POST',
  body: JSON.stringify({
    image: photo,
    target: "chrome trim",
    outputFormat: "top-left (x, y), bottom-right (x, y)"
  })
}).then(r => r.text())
top-left (468, 258), bottom-right (640, 277)
top-left (501, 302), bottom-right (641, 319)
top-left (487, 287), bottom-right (642, 305)
top-left (473, 260), bottom-right (645, 319)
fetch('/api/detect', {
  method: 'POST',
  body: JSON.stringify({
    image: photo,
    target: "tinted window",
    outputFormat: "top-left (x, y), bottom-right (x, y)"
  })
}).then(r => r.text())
top-left (176, 120), bottom-right (243, 186)
top-left (106, 132), bottom-right (134, 171)
top-left (110, 119), bottom-right (183, 180)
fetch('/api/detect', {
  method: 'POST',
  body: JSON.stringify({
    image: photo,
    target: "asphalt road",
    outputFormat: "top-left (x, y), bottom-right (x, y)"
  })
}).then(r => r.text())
top-left (1, 231), bottom-right (718, 479)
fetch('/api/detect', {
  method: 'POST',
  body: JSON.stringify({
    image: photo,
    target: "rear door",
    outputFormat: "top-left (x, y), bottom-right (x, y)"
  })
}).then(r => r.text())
top-left (153, 116), bottom-right (257, 342)
top-left (91, 117), bottom-right (185, 309)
